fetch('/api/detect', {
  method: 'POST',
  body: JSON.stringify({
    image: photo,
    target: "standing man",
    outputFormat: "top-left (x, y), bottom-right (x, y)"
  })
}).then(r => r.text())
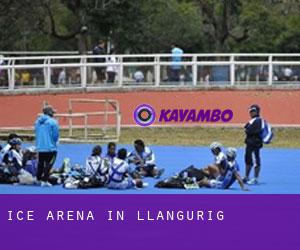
top-left (93, 40), bottom-right (106, 83)
top-left (170, 44), bottom-right (184, 82)
top-left (243, 104), bottom-right (263, 185)
top-left (35, 106), bottom-right (59, 187)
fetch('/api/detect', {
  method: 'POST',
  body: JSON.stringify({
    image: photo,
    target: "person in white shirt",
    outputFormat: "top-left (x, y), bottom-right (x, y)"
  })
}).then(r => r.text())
top-left (106, 49), bottom-right (118, 84)
top-left (133, 70), bottom-right (144, 83)
top-left (2, 138), bottom-right (23, 177)
top-left (107, 148), bottom-right (144, 189)
top-left (201, 142), bottom-right (227, 179)
top-left (127, 139), bottom-right (164, 178)
top-left (85, 145), bottom-right (108, 183)
top-left (0, 134), bottom-right (19, 166)
top-left (58, 68), bottom-right (66, 85)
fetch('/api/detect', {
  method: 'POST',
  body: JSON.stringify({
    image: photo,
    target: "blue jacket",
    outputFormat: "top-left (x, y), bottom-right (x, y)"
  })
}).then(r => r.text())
top-left (171, 47), bottom-right (183, 69)
top-left (35, 115), bottom-right (59, 152)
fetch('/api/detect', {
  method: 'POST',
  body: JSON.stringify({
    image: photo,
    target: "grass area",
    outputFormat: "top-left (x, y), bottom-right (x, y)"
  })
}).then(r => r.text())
top-left (1, 127), bottom-right (300, 148)
top-left (119, 127), bottom-right (300, 148)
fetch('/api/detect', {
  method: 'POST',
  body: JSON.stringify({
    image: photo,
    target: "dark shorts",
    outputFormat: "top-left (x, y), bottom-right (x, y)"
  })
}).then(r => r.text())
top-left (136, 164), bottom-right (156, 177)
top-left (245, 145), bottom-right (261, 167)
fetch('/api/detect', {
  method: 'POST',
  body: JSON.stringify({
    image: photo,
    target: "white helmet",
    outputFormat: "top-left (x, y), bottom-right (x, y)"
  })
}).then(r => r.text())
top-left (27, 146), bottom-right (37, 153)
top-left (226, 147), bottom-right (237, 160)
top-left (210, 142), bottom-right (222, 150)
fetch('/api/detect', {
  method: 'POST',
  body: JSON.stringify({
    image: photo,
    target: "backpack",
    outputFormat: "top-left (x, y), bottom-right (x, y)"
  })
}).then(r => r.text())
top-left (261, 119), bottom-right (274, 144)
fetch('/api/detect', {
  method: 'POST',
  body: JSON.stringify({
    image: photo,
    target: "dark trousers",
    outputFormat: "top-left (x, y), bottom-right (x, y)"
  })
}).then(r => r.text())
top-left (245, 145), bottom-right (261, 167)
top-left (95, 67), bottom-right (106, 82)
top-left (170, 68), bottom-right (181, 82)
top-left (37, 152), bottom-right (57, 182)
top-left (107, 72), bottom-right (116, 83)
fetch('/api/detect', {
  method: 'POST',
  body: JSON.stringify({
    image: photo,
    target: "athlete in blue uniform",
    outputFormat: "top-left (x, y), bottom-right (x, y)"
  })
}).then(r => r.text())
top-left (2, 138), bottom-right (23, 175)
top-left (84, 145), bottom-right (108, 183)
top-left (244, 104), bottom-right (263, 185)
top-left (199, 147), bottom-right (248, 191)
top-left (104, 142), bottom-right (117, 168)
top-left (107, 148), bottom-right (145, 189)
top-left (128, 139), bottom-right (164, 178)
top-left (201, 142), bottom-right (227, 179)
top-left (0, 134), bottom-right (19, 166)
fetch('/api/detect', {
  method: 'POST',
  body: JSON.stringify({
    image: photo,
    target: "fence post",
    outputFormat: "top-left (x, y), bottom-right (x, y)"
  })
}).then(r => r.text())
top-left (8, 59), bottom-right (15, 90)
top-left (81, 56), bottom-right (87, 88)
top-left (268, 55), bottom-right (273, 85)
top-left (155, 56), bottom-right (160, 86)
top-left (45, 58), bottom-right (51, 89)
top-left (118, 56), bottom-right (123, 86)
top-left (192, 55), bottom-right (197, 86)
top-left (230, 55), bottom-right (235, 86)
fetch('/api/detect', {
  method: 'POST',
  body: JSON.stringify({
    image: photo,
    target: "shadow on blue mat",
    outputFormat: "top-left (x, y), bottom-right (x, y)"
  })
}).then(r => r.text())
top-left (1, 144), bottom-right (300, 194)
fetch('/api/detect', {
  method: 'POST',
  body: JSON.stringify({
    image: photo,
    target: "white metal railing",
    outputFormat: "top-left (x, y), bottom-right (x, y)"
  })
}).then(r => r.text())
top-left (0, 53), bottom-right (300, 91)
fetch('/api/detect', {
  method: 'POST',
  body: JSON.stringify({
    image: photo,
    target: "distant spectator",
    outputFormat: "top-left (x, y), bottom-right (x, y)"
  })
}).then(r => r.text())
top-left (283, 67), bottom-right (293, 81)
top-left (21, 70), bottom-right (31, 85)
top-left (170, 44), bottom-right (184, 82)
top-left (58, 68), bottom-right (66, 85)
top-left (133, 70), bottom-right (144, 83)
top-left (106, 49), bottom-right (118, 84)
top-left (92, 40), bottom-right (106, 83)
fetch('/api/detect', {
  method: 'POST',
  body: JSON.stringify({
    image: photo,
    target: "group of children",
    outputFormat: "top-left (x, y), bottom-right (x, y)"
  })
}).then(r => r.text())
top-left (0, 132), bottom-right (249, 191)
top-left (0, 136), bottom-right (166, 190)
top-left (156, 142), bottom-right (248, 191)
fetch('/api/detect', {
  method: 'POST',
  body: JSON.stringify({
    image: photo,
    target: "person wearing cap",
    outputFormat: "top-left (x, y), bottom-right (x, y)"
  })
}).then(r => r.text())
top-left (244, 104), bottom-right (263, 185)
top-left (34, 106), bottom-right (60, 187)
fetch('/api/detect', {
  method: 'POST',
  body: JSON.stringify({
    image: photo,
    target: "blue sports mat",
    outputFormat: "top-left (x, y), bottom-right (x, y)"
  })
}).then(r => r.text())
top-left (1, 143), bottom-right (299, 194)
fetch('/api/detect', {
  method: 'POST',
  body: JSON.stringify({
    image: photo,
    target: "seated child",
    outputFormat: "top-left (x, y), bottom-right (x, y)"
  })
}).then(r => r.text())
top-left (107, 148), bottom-right (145, 189)
top-left (64, 145), bottom-right (107, 189)
top-left (0, 133), bottom-right (19, 167)
top-left (127, 139), bottom-right (164, 178)
top-left (105, 142), bottom-right (117, 166)
top-left (2, 137), bottom-right (23, 176)
top-left (202, 142), bottom-right (228, 178)
top-left (198, 147), bottom-right (248, 191)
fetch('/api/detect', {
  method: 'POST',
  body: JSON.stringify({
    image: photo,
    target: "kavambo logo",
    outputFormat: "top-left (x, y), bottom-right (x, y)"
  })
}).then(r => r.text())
top-left (133, 104), bottom-right (156, 127)
top-left (133, 104), bottom-right (233, 127)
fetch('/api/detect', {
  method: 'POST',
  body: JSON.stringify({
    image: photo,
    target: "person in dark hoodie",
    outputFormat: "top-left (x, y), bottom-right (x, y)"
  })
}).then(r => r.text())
top-left (34, 106), bottom-right (59, 187)
top-left (243, 104), bottom-right (263, 185)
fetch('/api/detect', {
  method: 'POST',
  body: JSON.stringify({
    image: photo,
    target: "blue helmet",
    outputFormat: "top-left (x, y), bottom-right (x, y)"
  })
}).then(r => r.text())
top-left (9, 138), bottom-right (22, 145)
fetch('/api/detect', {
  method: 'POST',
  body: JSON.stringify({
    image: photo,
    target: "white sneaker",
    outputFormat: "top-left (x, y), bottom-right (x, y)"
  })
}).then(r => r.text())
top-left (142, 182), bottom-right (149, 188)
top-left (247, 178), bottom-right (258, 185)
top-left (41, 181), bottom-right (53, 187)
